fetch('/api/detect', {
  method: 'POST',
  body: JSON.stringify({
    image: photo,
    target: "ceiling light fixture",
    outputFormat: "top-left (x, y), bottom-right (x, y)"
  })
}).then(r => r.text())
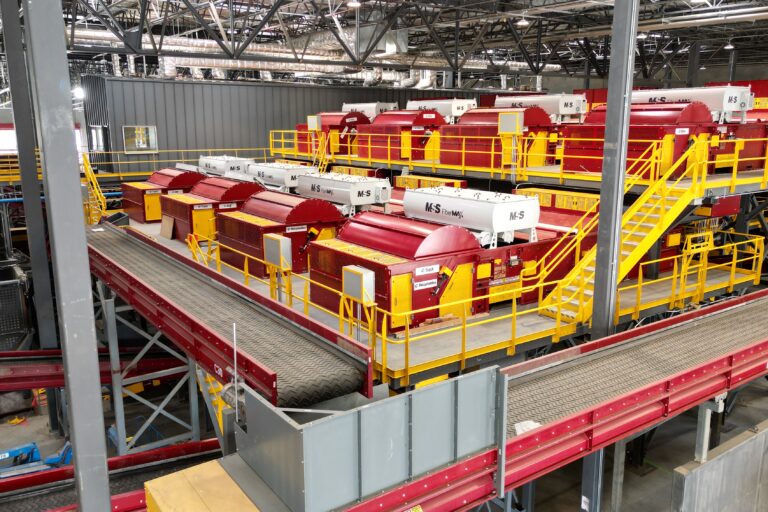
top-left (699, 65), bottom-right (707, 70)
top-left (347, 0), bottom-right (361, 8)
top-left (636, 32), bottom-right (648, 40)
top-left (72, 86), bottom-right (85, 100)
top-left (516, 17), bottom-right (530, 27)
top-left (724, 41), bottom-right (735, 50)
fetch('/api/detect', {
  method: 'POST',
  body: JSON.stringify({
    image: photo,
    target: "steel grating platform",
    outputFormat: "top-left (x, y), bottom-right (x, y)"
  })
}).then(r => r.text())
top-left (87, 228), bottom-right (364, 407)
top-left (506, 295), bottom-right (768, 433)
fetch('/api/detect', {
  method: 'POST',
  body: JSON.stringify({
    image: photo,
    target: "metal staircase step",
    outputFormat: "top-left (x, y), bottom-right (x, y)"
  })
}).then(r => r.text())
top-left (564, 285), bottom-right (593, 297)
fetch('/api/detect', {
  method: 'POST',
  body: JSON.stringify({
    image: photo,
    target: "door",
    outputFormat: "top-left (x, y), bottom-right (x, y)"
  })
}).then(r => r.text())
top-left (390, 273), bottom-right (412, 328)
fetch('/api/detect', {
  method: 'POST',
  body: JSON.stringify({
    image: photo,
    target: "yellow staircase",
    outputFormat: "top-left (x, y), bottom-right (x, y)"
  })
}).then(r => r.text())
top-left (313, 131), bottom-right (330, 173)
top-left (538, 137), bottom-right (709, 324)
top-left (82, 153), bottom-right (106, 224)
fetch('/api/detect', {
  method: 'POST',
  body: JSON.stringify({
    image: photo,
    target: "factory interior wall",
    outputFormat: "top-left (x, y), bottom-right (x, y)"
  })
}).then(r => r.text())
top-left (82, 76), bottom-right (477, 171)
top-left (671, 417), bottom-right (768, 512)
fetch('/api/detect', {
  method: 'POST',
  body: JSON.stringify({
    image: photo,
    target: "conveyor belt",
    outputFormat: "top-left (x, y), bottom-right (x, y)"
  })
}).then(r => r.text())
top-left (88, 228), bottom-right (363, 407)
top-left (506, 295), bottom-right (768, 433)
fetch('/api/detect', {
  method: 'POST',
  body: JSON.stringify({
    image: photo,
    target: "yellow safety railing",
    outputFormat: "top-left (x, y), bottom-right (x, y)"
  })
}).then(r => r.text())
top-left (82, 153), bottom-right (107, 224)
top-left (270, 129), bottom-right (768, 195)
top-left (84, 147), bottom-right (272, 181)
top-left (615, 232), bottom-right (763, 322)
top-left (186, 226), bottom-right (762, 386)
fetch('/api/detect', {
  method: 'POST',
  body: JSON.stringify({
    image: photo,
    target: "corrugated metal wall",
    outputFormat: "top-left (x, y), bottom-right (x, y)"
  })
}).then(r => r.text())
top-left (86, 76), bottom-right (477, 172)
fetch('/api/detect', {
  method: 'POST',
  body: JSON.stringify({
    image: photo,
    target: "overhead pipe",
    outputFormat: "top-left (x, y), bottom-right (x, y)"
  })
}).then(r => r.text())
top-left (414, 69), bottom-right (436, 89)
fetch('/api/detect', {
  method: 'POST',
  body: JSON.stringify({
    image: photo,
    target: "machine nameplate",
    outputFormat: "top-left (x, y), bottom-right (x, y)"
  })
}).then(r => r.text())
top-left (219, 203), bottom-right (237, 209)
top-left (285, 225), bottom-right (308, 233)
top-left (167, 189), bottom-right (183, 195)
top-left (415, 264), bottom-right (439, 276)
top-left (413, 279), bottom-right (438, 290)
top-left (145, 189), bottom-right (161, 195)
top-left (193, 204), bottom-right (213, 210)
top-left (675, 128), bottom-right (690, 135)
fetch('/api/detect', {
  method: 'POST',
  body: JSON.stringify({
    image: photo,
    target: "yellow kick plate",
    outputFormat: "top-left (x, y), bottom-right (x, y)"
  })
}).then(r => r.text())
top-left (168, 194), bottom-right (207, 205)
top-left (315, 238), bottom-right (406, 265)
top-left (125, 182), bottom-right (162, 191)
top-left (220, 211), bottom-right (280, 227)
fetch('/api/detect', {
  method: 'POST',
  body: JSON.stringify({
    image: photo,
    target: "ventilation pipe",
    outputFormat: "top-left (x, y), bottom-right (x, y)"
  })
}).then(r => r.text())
top-left (414, 69), bottom-right (436, 89)
top-left (398, 69), bottom-right (419, 88)
top-left (127, 54), bottom-right (136, 76)
top-left (111, 53), bottom-right (121, 76)
top-left (363, 67), bottom-right (383, 86)
top-left (190, 67), bottom-right (204, 79)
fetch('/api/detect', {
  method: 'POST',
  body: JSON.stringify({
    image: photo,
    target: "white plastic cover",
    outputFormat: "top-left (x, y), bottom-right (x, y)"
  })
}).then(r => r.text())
top-left (198, 155), bottom-right (255, 176)
top-left (341, 102), bottom-right (399, 120)
top-left (630, 86), bottom-right (754, 123)
top-left (245, 162), bottom-right (314, 188)
top-left (494, 94), bottom-right (588, 123)
top-left (403, 187), bottom-right (540, 233)
top-left (405, 98), bottom-right (478, 121)
top-left (297, 172), bottom-right (391, 206)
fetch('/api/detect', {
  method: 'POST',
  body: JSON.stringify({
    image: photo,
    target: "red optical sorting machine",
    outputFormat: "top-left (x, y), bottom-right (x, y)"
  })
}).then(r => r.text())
top-left (309, 187), bottom-right (594, 330)
top-left (159, 177), bottom-right (263, 241)
top-left (296, 111), bottom-right (371, 155)
top-left (356, 109), bottom-right (446, 161)
top-left (216, 190), bottom-right (344, 276)
top-left (439, 106), bottom-right (554, 168)
top-left (121, 168), bottom-right (205, 223)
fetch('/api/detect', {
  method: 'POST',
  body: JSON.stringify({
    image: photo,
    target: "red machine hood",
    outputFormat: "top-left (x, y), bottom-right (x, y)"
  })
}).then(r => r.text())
top-left (148, 168), bottom-right (205, 188)
top-left (189, 177), bottom-right (264, 202)
top-left (456, 106), bottom-right (552, 128)
top-left (241, 190), bottom-right (342, 225)
top-left (338, 211), bottom-right (480, 260)
top-left (584, 102), bottom-right (713, 125)
top-left (367, 109), bottom-right (446, 130)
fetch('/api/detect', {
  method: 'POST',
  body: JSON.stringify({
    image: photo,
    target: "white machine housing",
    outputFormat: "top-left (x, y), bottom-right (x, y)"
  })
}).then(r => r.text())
top-left (405, 98), bottom-right (478, 123)
top-left (198, 155), bottom-right (255, 176)
top-left (341, 102), bottom-right (399, 120)
top-left (245, 162), bottom-right (315, 191)
top-left (222, 171), bottom-right (257, 183)
top-left (494, 94), bottom-right (588, 124)
top-left (403, 187), bottom-right (540, 248)
top-left (297, 172), bottom-right (392, 216)
top-left (631, 86), bottom-right (754, 124)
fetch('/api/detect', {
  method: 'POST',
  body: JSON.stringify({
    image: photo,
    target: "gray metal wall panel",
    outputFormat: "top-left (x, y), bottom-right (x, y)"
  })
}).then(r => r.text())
top-left (411, 382), bottom-right (455, 475)
top-left (238, 388), bottom-right (305, 512)
top-left (87, 76), bottom-right (477, 172)
top-left (673, 417), bottom-right (768, 512)
top-left (457, 370), bottom-right (496, 457)
top-left (360, 396), bottom-right (409, 497)
top-left (303, 413), bottom-right (359, 512)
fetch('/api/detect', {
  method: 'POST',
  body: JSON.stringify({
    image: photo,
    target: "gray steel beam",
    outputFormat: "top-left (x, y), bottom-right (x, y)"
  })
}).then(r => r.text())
top-left (581, 449), bottom-right (605, 512)
top-left (234, 0), bottom-right (287, 59)
top-left (728, 49), bottom-right (738, 82)
top-left (591, 0), bottom-right (641, 340)
top-left (610, 440), bottom-right (626, 512)
top-left (686, 41), bottom-right (701, 87)
top-left (0, 0), bottom-right (57, 349)
top-left (21, 0), bottom-right (111, 509)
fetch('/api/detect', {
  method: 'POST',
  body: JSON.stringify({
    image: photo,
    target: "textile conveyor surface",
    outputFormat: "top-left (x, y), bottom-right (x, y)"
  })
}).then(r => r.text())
top-left (87, 226), bottom-right (371, 408)
top-left (505, 293), bottom-right (768, 432)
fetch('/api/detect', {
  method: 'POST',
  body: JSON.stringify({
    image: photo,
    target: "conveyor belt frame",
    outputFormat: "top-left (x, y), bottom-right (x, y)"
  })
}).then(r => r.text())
top-left (87, 226), bottom-right (373, 405)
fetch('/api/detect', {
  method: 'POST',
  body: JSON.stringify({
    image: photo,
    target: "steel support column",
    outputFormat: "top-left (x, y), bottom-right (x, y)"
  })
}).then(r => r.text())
top-left (591, 0), bottom-right (641, 339)
top-left (581, 449), bottom-right (605, 512)
top-left (0, 0), bottom-right (58, 352)
top-left (9, 6), bottom-right (60, 445)
top-left (694, 393), bottom-right (725, 463)
top-left (520, 481), bottom-right (535, 511)
top-left (20, 1), bottom-right (110, 508)
top-left (610, 440), bottom-right (626, 512)
top-left (728, 50), bottom-right (738, 82)
top-left (584, 59), bottom-right (591, 89)
top-left (686, 41), bottom-right (701, 87)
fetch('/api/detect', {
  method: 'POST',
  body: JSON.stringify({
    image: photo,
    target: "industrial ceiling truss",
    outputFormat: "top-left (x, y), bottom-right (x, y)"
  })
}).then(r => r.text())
top-left (13, 0), bottom-right (767, 85)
